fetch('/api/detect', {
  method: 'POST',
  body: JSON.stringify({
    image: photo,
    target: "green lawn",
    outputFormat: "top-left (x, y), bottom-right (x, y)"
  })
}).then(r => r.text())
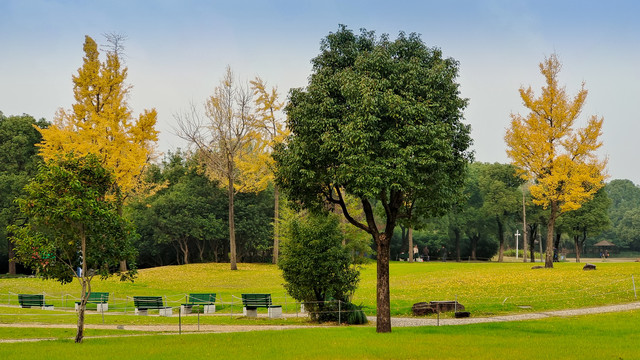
top-left (1, 261), bottom-right (639, 316)
top-left (1, 310), bottom-right (638, 359)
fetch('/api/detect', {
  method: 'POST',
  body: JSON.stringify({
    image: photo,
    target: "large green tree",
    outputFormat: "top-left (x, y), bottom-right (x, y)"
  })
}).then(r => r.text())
top-left (476, 163), bottom-right (525, 262)
top-left (274, 26), bottom-right (472, 332)
top-left (559, 187), bottom-right (611, 261)
top-left (0, 112), bottom-right (48, 274)
top-left (10, 153), bottom-right (137, 343)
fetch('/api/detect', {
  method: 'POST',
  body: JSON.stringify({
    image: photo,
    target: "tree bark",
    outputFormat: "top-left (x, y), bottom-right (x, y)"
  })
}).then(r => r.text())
top-left (228, 169), bottom-right (238, 271)
top-left (376, 233), bottom-right (391, 333)
top-left (545, 203), bottom-right (557, 268)
top-left (574, 235), bottom-right (581, 263)
top-left (454, 228), bottom-right (461, 262)
top-left (8, 239), bottom-right (16, 275)
top-left (497, 217), bottom-right (504, 262)
top-left (408, 227), bottom-right (414, 263)
top-left (272, 185), bottom-right (280, 264)
top-left (522, 187), bottom-right (528, 262)
top-left (470, 234), bottom-right (478, 261)
top-left (75, 226), bottom-right (88, 343)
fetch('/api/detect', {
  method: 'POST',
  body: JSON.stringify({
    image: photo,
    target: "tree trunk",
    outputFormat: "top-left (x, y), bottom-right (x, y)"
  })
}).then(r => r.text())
top-left (408, 227), bottom-right (414, 263)
top-left (528, 224), bottom-right (537, 263)
top-left (8, 239), bottom-right (16, 275)
top-left (470, 234), bottom-right (478, 261)
top-left (497, 217), bottom-right (504, 262)
top-left (178, 238), bottom-right (189, 264)
top-left (75, 227), bottom-right (88, 343)
top-left (272, 185), bottom-right (280, 264)
top-left (228, 171), bottom-right (238, 271)
top-left (545, 203), bottom-right (558, 268)
top-left (454, 228), bottom-right (461, 262)
top-left (522, 187), bottom-right (528, 262)
top-left (376, 233), bottom-right (391, 333)
top-left (574, 235), bottom-right (581, 263)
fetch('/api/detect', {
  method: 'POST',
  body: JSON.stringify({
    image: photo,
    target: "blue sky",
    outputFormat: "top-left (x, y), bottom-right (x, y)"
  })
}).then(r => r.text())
top-left (1, 0), bottom-right (639, 183)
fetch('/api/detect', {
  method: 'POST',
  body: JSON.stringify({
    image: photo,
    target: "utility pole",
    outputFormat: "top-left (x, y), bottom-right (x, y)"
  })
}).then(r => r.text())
top-left (515, 230), bottom-right (520, 259)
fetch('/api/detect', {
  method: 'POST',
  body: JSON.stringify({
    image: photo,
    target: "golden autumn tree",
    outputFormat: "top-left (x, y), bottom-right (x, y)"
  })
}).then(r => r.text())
top-left (37, 35), bottom-right (158, 270)
top-left (249, 77), bottom-right (288, 264)
top-left (176, 66), bottom-right (266, 270)
top-left (505, 54), bottom-right (606, 268)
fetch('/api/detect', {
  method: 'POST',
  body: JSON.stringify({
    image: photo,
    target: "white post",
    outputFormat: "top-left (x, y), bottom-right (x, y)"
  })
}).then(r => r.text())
top-left (514, 230), bottom-right (521, 259)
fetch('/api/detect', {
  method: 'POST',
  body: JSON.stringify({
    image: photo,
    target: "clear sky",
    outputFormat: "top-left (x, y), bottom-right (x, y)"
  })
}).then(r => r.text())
top-left (1, 0), bottom-right (639, 184)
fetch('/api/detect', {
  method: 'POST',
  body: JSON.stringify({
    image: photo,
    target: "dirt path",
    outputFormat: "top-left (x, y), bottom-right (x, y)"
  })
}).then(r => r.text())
top-left (2, 302), bottom-right (639, 343)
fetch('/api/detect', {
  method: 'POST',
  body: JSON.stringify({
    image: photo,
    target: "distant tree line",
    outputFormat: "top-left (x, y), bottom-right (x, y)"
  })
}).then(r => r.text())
top-left (3, 113), bottom-right (639, 273)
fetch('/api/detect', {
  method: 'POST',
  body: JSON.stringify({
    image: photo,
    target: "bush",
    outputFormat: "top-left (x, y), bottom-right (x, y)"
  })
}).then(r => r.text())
top-left (278, 212), bottom-right (361, 323)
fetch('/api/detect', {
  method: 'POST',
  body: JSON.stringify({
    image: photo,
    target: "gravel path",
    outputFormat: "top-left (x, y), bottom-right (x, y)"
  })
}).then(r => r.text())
top-left (375, 301), bottom-right (640, 327)
top-left (2, 302), bottom-right (639, 343)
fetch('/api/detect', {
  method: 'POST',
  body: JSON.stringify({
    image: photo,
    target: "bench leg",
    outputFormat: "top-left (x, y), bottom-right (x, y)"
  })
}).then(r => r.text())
top-left (244, 307), bottom-right (258, 318)
top-left (180, 305), bottom-right (192, 315)
top-left (135, 308), bottom-right (148, 316)
top-left (159, 308), bottom-right (173, 317)
top-left (97, 303), bottom-right (108, 312)
top-left (203, 304), bottom-right (215, 314)
top-left (268, 307), bottom-right (282, 319)
top-left (43, 305), bottom-right (54, 311)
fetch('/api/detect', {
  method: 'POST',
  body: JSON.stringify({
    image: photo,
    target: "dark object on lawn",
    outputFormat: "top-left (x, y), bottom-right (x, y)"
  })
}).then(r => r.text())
top-left (455, 311), bottom-right (471, 318)
top-left (583, 263), bottom-right (596, 271)
top-left (531, 265), bottom-right (544, 269)
top-left (412, 301), bottom-right (465, 316)
top-left (412, 302), bottom-right (436, 316)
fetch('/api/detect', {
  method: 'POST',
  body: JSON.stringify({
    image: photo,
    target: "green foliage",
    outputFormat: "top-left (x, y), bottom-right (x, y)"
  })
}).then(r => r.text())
top-left (596, 179), bottom-right (640, 250)
top-left (275, 26), bottom-right (472, 214)
top-left (128, 151), bottom-right (274, 267)
top-left (9, 153), bottom-right (137, 283)
top-left (278, 212), bottom-right (360, 322)
top-left (0, 112), bottom-right (49, 272)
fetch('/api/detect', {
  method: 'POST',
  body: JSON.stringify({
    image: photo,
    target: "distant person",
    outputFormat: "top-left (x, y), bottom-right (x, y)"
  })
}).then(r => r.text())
top-left (413, 245), bottom-right (419, 258)
top-left (440, 245), bottom-right (447, 262)
top-left (605, 250), bottom-right (609, 259)
top-left (423, 246), bottom-right (430, 261)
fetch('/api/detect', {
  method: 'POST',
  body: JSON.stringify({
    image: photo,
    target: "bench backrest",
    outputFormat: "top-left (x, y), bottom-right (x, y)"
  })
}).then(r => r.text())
top-left (133, 296), bottom-right (165, 309)
top-left (86, 292), bottom-right (109, 303)
top-left (187, 293), bottom-right (216, 304)
top-left (18, 294), bottom-right (45, 306)
top-left (241, 293), bottom-right (272, 307)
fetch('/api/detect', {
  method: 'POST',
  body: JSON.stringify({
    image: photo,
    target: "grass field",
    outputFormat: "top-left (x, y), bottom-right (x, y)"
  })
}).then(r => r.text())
top-left (1, 261), bottom-right (638, 316)
top-left (1, 310), bottom-right (638, 359)
top-left (1, 261), bottom-right (639, 359)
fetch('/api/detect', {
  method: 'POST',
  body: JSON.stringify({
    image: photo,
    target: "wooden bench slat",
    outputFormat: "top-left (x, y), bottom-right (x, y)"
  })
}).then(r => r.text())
top-left (133, 296), bottom-right (168, 310)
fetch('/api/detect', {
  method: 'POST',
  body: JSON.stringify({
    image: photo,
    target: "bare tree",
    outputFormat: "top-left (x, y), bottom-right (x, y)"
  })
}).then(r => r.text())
top-left (176, 66), bottom-right (256, 270)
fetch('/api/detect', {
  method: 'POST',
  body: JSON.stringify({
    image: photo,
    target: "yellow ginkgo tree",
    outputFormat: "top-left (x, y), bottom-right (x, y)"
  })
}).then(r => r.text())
top-left (37, 35), bottom-right (158, 203)
top-left (37, 35), bottom-right (158, 271)
top-left (249, 77), bottom-right (288, 264)
top-left (505, 54), bottom-right (606, 268)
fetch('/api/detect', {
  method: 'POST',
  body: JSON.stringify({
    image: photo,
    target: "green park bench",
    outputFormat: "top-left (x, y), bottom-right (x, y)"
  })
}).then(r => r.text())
top-left (241, 293), bottom-right (282, 318)
top-left (181, 293), bottom-right (216, 314)
top-left (18, 294), bottom-right (54, 310)
top-left (75, 292), bottom-right (109, 311)
top-left (133, 296), bottom-right (172, 316)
